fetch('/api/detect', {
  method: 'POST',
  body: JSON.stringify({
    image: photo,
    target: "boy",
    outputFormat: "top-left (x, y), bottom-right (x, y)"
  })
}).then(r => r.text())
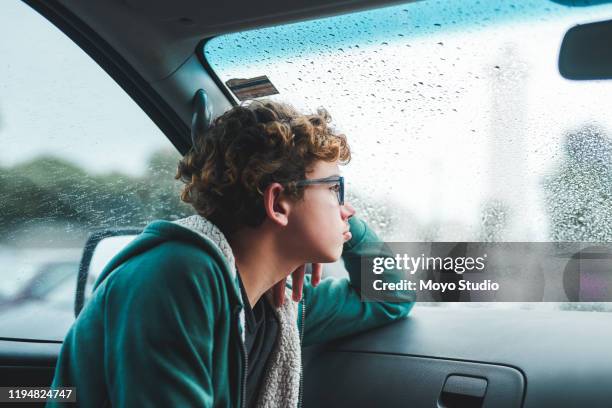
top-left (48, 100), bottom-right (414, 407)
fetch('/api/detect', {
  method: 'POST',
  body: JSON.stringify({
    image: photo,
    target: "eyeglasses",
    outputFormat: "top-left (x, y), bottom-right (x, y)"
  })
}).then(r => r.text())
top-left (295, 176), bottom-right (344, 206)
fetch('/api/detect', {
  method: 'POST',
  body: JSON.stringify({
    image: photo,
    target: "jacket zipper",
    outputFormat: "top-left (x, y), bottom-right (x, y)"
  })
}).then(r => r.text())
top-left (235, 306), bottom-right (248, 408)
top-left (297, 295), bottom-right (306, 408)
top-left (240, 338), bottom-right (248, 408)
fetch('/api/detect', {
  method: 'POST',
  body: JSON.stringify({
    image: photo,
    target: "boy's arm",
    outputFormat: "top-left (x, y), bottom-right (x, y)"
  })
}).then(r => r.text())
top-left (299, 216), bottom-right (415, 347)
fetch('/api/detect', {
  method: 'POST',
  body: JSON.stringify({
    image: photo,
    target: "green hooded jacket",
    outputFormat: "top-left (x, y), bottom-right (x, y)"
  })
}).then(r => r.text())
top-left (48, 215), bottom-right (414, 407)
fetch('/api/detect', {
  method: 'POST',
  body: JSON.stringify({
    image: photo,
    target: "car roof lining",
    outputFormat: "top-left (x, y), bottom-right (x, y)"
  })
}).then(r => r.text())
top-left (55, 0), bottom-right (419, 83)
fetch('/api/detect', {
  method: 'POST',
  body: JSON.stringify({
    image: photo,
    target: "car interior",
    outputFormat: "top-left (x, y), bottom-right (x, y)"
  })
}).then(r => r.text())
top-left (2, 0), bottom-right (612, 407)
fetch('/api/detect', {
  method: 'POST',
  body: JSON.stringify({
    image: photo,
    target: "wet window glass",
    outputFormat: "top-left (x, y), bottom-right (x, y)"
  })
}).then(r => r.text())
top-left (204, 0), bottom-right (612, 311)
top-left (0, 2), bottom-right (193, 341)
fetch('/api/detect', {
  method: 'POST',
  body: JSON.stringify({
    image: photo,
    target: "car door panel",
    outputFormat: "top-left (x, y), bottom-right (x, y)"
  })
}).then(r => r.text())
top-left (304, 307), bottom-right (612, 408)
top-left (304, 352), bottom-right (524, 408)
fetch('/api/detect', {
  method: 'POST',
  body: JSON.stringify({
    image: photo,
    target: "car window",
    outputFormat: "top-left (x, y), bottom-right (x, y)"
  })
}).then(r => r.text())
top-left (0, 1), bottom-right (193, 341)
top-left (204, 0), bottom-right (612, 312)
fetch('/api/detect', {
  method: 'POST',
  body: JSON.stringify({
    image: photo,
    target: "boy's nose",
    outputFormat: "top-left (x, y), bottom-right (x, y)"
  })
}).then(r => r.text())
top-left (342, 202), bottom-right (356, 219)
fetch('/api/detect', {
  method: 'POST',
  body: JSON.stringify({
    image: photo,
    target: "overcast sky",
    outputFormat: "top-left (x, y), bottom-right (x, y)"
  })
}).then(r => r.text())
top-left (0, 1), bottom-right (169, 176)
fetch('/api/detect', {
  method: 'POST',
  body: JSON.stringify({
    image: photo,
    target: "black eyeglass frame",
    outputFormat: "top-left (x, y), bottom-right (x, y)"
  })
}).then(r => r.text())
top-left (294, 176), bottom-right (344, 206)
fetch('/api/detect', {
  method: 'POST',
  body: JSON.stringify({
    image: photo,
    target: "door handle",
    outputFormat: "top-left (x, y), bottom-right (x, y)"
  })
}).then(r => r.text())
top-left (438, 375), bottom-right (488, 408)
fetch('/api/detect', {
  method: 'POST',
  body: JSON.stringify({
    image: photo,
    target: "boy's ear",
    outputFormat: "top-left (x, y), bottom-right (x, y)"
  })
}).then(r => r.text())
top-left (263, 183), bottom-right (290, 227)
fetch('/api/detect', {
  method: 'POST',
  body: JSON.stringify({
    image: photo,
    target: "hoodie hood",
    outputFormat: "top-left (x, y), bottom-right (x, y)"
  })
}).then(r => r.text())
top-left (172, 215), bottom-right (237, 279)
top-left (92, 215), bottom-right (243, 306)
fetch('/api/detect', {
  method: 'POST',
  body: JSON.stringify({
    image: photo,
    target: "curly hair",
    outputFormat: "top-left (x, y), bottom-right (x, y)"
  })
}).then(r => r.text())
top-left (176, 99), bottom-right (351, 236)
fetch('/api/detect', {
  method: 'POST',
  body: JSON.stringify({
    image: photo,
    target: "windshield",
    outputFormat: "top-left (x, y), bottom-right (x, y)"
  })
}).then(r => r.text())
top-left (203, 0), bottom-right (612, 311)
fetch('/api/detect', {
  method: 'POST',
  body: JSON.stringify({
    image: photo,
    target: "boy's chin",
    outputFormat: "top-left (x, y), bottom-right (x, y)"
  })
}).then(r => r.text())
top-left (318, 249), bottom-right (343, 264)
top-left (306, 242), bottom-right (344, 264)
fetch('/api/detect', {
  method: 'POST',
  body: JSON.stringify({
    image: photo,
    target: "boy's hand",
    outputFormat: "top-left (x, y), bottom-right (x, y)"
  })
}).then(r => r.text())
top-left (272, 263), bottom-right (323, 307)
